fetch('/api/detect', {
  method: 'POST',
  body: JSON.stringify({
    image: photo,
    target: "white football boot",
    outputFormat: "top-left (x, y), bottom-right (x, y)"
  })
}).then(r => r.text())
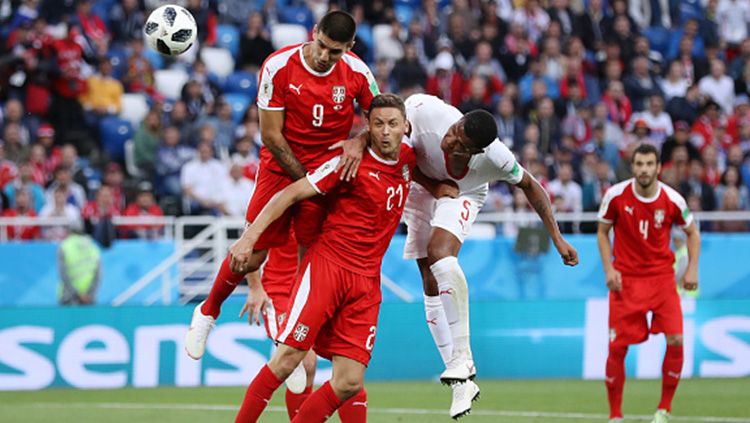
top-left (449, 379), bottom-right (480, 419)
top-left (440, 355), bottom-right (477, 384)
top-left (185, 301), bottom-right (216, 360)
top-left (651, 409), bottom-right (671, 423)
top-left (285, 361), bottom-right (307, 394)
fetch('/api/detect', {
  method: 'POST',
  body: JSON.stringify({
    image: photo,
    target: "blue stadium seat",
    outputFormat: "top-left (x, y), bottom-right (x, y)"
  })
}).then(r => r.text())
top-left (357, 24), bottom-right (374, 63)
top-left (217, 24), bottom-right (240, 59)
top-left (395, 0), bottom-right (421, 6)
top-left (99, 117), bottom-right (133, 161)
top-left (279, 6), bottom-right (315, 30)
top-left (222, 93), bottom-right (252, 124)
top-left (107, 46), bottom-right (128, 80)
top-left (644, 26), bottom-right (670, 57)
top-left (224, 71), bottom-right (258, 99)
top-left (395, 4), bottom-right (416, 26)
top-left (143, 47), bottom-right (165, 70)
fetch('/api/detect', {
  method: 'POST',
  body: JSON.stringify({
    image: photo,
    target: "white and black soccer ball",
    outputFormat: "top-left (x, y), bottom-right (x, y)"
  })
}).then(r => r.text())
top-left (144, 4), bottom-right (197, 56)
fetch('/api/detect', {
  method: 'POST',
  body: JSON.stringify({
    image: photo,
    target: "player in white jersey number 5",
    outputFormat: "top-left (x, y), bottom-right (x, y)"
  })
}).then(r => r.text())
top-left (401, 94), bottom-right (579, 418)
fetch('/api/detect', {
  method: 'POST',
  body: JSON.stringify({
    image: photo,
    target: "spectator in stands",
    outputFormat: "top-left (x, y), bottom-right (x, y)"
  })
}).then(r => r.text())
top-left (426, 51), bottom-right (465, 107)
top-left (2, 99), bottom-right (32, 145)
top-left (2, 122), bottom-right (29, 163)
top-left (467, 40), bottom-right (507, 85)
top-left (80, 57), bottom-right (124, 136)
top-left (582, 157), bottom-right (615, 212)
top-left (601, 80), bottom-right (632, 129)
top-left (102, 162), bottom-right (126, 211)
top-left (221, 162), bottom-right (253, 217)
top-left (58, 144), bottom-right (92, 193)
top-left (575, 0), bottom-right (605, 52)
top-left (34, 124), bottom-right (61, 182)
top-left (134, 108), bottom-right (162, 175)
top-left (623, 56), bottom-right (663, 112)
top-left (690, 99), bottom-right (724, 152)
top-left (194, 100), bottom-right (235, 156)
top-left (519, 58), bottom-right (560, 105)
top-left (667, 18), bottom-right (706, 61)
top-left (237, 12), bottom-right (274, 73)
top-left (182, 79), bottom-right (210, 121)
top-left (180, 140), bottom-right (226, 215)
top-left (4, 162), bottom-right (45, 212)
top-left (699, 59), bottom-right (736, 115)
top-left (58, 227), bottom-right (101, 305)
top-left (122, 38), bottom-right (156, 97)
top-left (459, 75), bottom-right (493, 113)
top-left (592, 101), bottom-right (624, 147)
top-left (45, 165), bottom-right (86, 210)
top-left (82, 184), bottom-right (120, 247)
top-left (715, 165), bottom-right (749, 210)
top-left (660, 61), bottom-right (690, 101)
top-left (155, 126), bottom-right (195, 199)
top-left (122, 181), bottom-right (164, 239)
top-left (187, 0), bottom-right (217, 46)
top-left (666, 83), bottom-right (702, 124)
top-left (512, 0), bottom-right (549, 43)
top-left (548, 161), bottom-right (582, 232)
top-left (529, 96), bottom-right (561, 156)
top-left (1, 189), bottom-right (40, 240)
top-left (540, 37), bottom-right (565, 82)
top-left (715, 187), bottom-right (750, 231)
top-left (607, 14), bottom-right (637, 65)
top-left (588, 120), bottom-right (621, 172)
top-left (216, 0), bottom-right (256, 27)
top-left (500, 22), bottom-right (538, 82)
top-left (630, 94), bottom-right (673, 148)
top-left (392, 43), bottom-right (427, 96)
top-left (109, 0), bottom-right (145, 46)
top-left (70, 0), bottom-right (109, 56)
top-left (716, 0), bottom-right (750, 54)
top-left (662, 120), bottom-right (700, 163)
top-left (167, 100), bottom-right (193, 141)
top-left (680, 158), bottom-right (717, 211)
top-left (39, 185), bottom-right (82, 241)
top-left (495, 96), bottom-right (525, 152)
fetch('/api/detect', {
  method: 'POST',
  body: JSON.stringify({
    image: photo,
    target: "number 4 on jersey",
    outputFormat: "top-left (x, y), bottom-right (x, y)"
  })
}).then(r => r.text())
top-left (639, 219), bottom-right (649, 240)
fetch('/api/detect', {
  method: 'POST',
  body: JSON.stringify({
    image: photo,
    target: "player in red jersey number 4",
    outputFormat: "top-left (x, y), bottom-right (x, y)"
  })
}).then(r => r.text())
top-left (597, 144), bottom-right (701, 423)
top-left (231, 94), bottom-right (454, 422)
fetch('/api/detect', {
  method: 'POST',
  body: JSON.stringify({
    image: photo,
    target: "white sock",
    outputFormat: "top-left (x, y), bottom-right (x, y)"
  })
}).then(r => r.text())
top-left (430, 256), bottom-right (472, 361)
top-left (424, 294), bottom-right (453, 365)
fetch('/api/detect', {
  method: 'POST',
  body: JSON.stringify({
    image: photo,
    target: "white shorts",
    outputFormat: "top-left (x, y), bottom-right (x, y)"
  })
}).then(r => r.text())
top-left (403, 183), bottom-right (487, 260)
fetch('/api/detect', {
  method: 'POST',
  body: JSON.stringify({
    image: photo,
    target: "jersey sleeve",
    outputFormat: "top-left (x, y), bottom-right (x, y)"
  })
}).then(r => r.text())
top-left (664, 185), bottom-right (694, 228)
top-left (486, 141), bottom-right (524, 185)
top-left (256, 59), bottom-right (288, 111)
top-left (598, 187), bottom-right (619, 224)
top-left (305, 156), bottom-right (342, 194)
top-left (346, 53), bottom-right (379, 111)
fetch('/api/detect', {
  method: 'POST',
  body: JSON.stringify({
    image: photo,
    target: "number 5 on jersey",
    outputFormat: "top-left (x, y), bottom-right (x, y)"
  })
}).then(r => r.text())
top-left (312, 104), bottom-right (324, 127)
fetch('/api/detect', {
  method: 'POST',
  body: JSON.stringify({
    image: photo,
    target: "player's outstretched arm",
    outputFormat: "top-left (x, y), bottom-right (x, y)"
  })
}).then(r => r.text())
top-left (412, 167), bottom-right (459, 199)
top-left (329, 129), bottom-right (368, 181)
top-left (681, 221), bottom-right (701, 291)
top-left (517, 170), bottom-right (579, 266)
top-left (260, 109), bottom-right (307, 180)
top-left (597, 221), bottom-right (622, 291)
top-left (229, 178), bottom-right (319, 271)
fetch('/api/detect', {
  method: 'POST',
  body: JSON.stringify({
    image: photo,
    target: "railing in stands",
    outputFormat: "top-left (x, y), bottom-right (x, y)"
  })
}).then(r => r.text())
top-left (1, 211), bottom-right (749, 305)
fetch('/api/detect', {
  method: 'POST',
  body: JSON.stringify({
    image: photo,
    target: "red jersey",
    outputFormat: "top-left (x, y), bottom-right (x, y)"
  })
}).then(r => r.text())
top-left (0, 160), bottom-right (18, 190)
top-left (598, 179), bottom-right (693, 277)
top-left (306, 143), bottom-right (416, 276)
top-left (256, 43), bottom-right (379, 173)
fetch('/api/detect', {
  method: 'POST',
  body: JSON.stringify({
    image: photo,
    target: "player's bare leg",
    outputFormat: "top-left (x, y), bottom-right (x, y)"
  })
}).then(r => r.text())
top-left (236, 344), bottom-right (308, 422)
top-left (652, 334), bottom-right (684, 423)
top-left (424, 228), bottom-right (480, 419)
top-left (186, 250), bottom-right (268, 360)
top-left (292, 355), bottom-right (366, 422)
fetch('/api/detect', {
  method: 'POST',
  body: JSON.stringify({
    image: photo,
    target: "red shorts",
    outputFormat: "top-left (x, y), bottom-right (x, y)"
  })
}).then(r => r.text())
top-left (609, 274), bottom-right (683, 347)
top-left (276, 250), bottom-right (381, 366)
top-left (262, 293), bottom-right (289, 341)
top-left (260, 235), bottom-right (299, 340)
top-left (245, 165), bottom-right (327, 250)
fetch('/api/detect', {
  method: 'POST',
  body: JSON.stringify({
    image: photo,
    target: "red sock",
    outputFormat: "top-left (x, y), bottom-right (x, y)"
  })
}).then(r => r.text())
top-left (202, 256), bottom-right (245, 319)
top-left (338, 388), bottom-right (367, 423)
top-left (606, 345), bottom-right (628, 419)
top-left (235, 365), bottom-right (282, 423)
top-left (290, 381), bottom-right (344, 423)
top-left (286, 386), bottom-right (313, 419)
top-left (658, 345), bottom-right (684, 411)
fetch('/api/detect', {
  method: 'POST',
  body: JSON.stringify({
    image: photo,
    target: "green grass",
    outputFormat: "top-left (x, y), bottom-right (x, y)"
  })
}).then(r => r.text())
top-left (1, 378), bottom-right (748, 422)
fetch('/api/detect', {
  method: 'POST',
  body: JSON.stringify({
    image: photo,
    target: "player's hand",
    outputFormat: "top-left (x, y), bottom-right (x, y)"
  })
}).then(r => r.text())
top-left (554, 238), bottom-right (579, 266)
top-left (605, 268), bottom-right (623, 292)
top-left (330, 136), bottom-right (366, 181)
top-left (680, 267), bottom-right (699, 291)
top-left (239, 281), bottom-right (269, 326)
top-left (432, 179), bottom-right (459, 199)
top-left (229, 234), bottom-right (256, 273)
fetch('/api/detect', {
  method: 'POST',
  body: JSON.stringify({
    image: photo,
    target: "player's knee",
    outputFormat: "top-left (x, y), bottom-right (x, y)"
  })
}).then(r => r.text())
top-left (268, 346), bottom-right (306, 379)
top-left (666, 334), bottom-right (683, 346)
top-left (426, 243), bottom-right (452, 265)
top-left (608, 344), bottom-right (628, 360)
top-left (331, 374), bottom-right (364, 400)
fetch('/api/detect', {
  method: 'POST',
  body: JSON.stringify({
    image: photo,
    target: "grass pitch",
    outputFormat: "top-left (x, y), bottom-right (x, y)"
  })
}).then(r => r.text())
top-left (1, 378), bottom-right (748, 422)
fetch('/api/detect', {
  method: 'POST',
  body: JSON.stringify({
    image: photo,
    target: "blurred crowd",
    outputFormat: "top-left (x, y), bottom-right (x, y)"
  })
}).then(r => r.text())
top-left (1, 0), bottom-right (749, 242)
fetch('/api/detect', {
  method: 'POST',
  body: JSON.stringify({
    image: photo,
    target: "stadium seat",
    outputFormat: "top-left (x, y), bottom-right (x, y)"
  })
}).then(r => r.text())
top-left (123, 139), bottom-right (142, 178)
top-left (271, 24), bottom-right (308, 50)
top-left (279, 6), bottom-right (315, 30)
top-left (395, 0), bottom-right (421, 6)
top-left (394, 4), bottom-right (416, 26)
top-left (644, 26), bottom-right (671, 57)
top-left (107, 46), bottom-right (128, 80)
top-left (200, 47), bottom-right (235, 79)
top-left (143, 47), bottom-right (165, 70)
top-left (224, 71), bottom-right (258, 99)
top-left (120, 93), bottom-right (149, 127)
top-left (222, 93), bottom-right (252, 124)
top-left (154, 69), bottom-right (189, 100)
top-left (216, 24), bottom-right (240, 59)
top-left (99, 117), bottom-right (133, 161)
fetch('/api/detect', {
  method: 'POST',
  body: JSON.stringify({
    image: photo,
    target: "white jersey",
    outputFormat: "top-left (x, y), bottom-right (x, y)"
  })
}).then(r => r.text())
top-left (405, 94), bottom-right (524, 193)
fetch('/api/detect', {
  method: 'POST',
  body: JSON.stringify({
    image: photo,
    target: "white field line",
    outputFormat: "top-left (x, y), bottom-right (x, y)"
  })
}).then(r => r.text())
top-left (10, 402), bottom-right (750, 422)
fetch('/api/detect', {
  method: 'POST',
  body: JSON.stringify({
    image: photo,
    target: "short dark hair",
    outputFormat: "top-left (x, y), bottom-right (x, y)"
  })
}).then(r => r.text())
top-left (317, 11), bottom-right (357, 43)
top-left (369, 93), bottom-right (405, 118)
top-left (631, 143), bottom-right (660, 163)
top-left (463, 109), bottom-right (497, 149)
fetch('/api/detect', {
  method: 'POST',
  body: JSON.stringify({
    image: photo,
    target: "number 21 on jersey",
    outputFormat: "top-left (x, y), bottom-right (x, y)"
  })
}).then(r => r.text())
top-left (386, 184), bottom-right (405, 211)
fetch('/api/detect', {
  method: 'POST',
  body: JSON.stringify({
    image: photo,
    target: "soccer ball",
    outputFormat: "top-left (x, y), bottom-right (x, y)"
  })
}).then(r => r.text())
top-left (144, 5), bottom-right (197, 56)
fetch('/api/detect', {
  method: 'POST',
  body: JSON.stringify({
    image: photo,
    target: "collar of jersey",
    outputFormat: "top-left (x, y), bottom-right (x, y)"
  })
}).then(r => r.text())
top-left (368, 147), bottom-right (398, 165)
top-left (630, 179), bottom-right (661, 203)
top-left (299, 43), bottom-right (337, 77)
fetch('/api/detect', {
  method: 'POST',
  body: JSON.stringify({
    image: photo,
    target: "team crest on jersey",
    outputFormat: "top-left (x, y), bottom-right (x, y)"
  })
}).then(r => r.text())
top-left (654, 209), bottom-right (665, 228)
top-left (332, 85), bottom-right (345, 103)
top-left (402, 165), bottom-right (410, 181)
top-left (293, 323), bottom-right (309, 342)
